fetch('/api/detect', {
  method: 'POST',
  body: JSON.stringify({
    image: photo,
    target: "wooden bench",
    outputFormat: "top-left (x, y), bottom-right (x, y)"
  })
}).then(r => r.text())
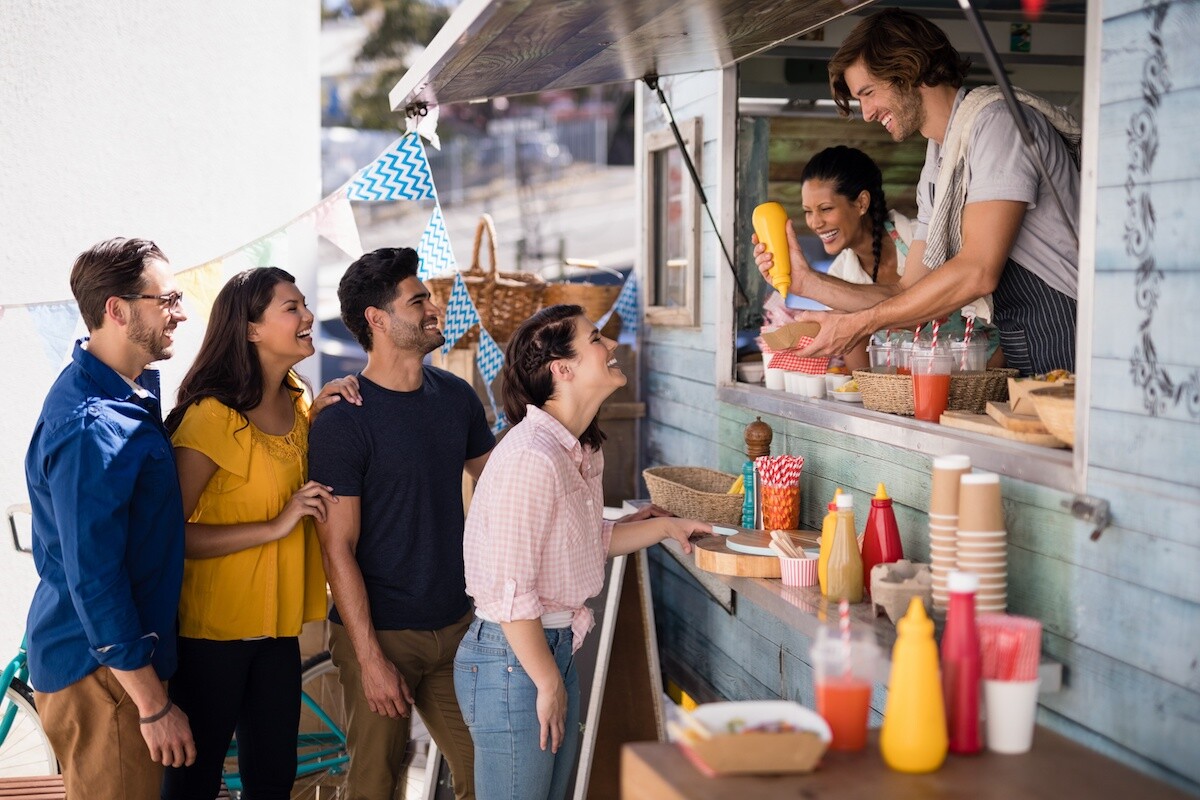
top-left (0, 776), bottom-right (232, 798)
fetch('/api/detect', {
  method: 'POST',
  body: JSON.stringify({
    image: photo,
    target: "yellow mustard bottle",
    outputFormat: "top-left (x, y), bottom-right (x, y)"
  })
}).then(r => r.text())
top-left (817, 487), bottom-right (843, 594)
top-left (752, 202), bottom-right (792, 296)
top-left (824, 493), bottom-right (863, 603)
top-left (880, 597), bottom-right (949, 773)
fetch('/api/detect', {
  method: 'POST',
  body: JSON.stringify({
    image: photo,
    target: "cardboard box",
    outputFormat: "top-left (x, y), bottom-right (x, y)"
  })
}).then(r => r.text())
top-left (679, 700), bottom-right (830, 776)
top-left (761, 320), bottom-right (821, 352)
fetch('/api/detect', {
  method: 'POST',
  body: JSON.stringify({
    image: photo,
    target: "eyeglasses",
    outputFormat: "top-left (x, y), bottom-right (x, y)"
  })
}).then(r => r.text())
top-left (120, 291), bottom-right (185, 310)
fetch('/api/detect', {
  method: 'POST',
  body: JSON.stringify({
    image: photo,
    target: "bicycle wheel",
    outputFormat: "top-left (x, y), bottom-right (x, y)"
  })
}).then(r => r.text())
top-left (0, 678), bottom-right (58, 777)
top-left (291, 652), bottom-right (350, 800)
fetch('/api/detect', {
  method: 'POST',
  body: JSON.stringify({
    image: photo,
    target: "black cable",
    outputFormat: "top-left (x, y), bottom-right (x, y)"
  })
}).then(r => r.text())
top-left (645, 75), bottom-right (750, 307)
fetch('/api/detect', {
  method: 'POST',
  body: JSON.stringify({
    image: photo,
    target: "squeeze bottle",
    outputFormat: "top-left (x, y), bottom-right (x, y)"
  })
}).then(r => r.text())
top-left (817, 487), bottom-right (842, 594)
top-left (861, 482), bottom-right (904, 598)
top-left (824, 493), bottom-right (863, 603)
top-left (880, 597), bottom-right (948, 773)
top-left (752, 202), bottom-right (792, 296)
top-left (941, 571), bottom-right (983, 754)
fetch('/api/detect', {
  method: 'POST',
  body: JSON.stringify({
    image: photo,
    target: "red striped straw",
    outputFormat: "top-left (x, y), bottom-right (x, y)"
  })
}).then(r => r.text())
top-left (839, 598), bottom-right (851, 676)
top-left (931, 317), bottom-right (941, 348)
top-left (978, 614), bottom-right (1043, 681)
top-left (963, 316), bottom-right (974, 341)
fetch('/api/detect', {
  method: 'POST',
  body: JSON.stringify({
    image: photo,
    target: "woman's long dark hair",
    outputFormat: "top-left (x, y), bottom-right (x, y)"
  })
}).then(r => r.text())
top-left (801, 146), bottom-right (889, 282)
top-left (165, 267), bottom-right (303, 434)
top-left (502, 304), bottom-right (606, 450)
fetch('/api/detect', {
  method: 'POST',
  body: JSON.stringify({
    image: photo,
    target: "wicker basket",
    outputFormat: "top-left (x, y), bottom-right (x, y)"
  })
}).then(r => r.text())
top-left (854, 368), bottom-right (1020, 416)
top-left (543, 281), bottom-right (622, 338)
top-left (642, 466), bottom-right (743, 525)
top-left (428, 214), bottom-right (546, 349)
top-left (1029, 385), bottom-right (1075, 446)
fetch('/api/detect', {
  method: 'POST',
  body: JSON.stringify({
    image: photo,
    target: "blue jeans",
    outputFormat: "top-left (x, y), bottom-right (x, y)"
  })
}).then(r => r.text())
top-left (454, 619), bottom-right (580, 800)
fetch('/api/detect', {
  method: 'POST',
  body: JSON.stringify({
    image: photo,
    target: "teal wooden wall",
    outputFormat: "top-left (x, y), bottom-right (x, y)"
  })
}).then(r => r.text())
top-left (639, 5), bottom-right (1200, 793)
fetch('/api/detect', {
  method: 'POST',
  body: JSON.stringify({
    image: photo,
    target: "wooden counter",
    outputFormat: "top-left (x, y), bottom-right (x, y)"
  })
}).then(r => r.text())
top-left (621, 729), bottom-right (1193, 799)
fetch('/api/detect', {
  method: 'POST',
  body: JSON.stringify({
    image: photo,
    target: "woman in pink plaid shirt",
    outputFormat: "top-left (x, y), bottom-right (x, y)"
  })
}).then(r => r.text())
top-left (455, 305), bottom-right (710, 800)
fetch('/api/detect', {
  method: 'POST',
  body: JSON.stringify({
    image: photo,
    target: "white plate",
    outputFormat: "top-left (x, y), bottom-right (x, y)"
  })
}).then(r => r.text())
top-left (711, 525), bottom-right (739, 537)
top-left (725, 538), bottom-right (776, 556)
top-left (690, 700), bottom-right (832, 741)
top-left (830, 391), bottom-right (862, 403)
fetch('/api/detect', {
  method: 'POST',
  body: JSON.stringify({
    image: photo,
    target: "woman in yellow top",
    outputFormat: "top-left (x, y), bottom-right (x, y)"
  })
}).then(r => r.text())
top-left (162, 267), bottom-right (359, 799)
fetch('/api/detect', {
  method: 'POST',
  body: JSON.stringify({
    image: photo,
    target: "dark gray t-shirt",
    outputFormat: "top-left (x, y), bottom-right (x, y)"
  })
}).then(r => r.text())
top-left (309, 367), bottom-right (495, 631)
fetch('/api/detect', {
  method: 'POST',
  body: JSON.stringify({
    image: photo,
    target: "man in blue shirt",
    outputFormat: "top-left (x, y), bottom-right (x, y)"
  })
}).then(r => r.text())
top-left (25, 237), bottom-right (196, 797)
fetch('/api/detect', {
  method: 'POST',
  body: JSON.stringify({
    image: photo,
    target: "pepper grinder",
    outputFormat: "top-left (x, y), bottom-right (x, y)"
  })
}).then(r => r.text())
top-left (742, 417), bottom-right (773, 528)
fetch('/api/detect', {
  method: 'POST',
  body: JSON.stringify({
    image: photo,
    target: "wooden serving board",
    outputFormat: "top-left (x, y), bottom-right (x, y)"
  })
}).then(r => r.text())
top-left (726, 528), bottom-right (818, 556)
top-left (940, 411), bottom-right (1067, 447)
top-left (693, 530), bottom-right (821, 577)
top-left (985, 401), bottom-right (1049, 433)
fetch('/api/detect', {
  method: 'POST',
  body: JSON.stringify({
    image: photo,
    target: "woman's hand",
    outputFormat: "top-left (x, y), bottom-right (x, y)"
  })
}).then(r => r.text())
top-left (753, 220), bottom-right (813, 296)
top-left (274, 480), bottom-right (337, 537)
top-left (659, 518), bottom-right (713, 555)
top-left (616, 503), bottom-right (671, 523)
top-left (536, 676), bottom-right (569, 753)
top-left (310, 374), bottom-right (363, 421)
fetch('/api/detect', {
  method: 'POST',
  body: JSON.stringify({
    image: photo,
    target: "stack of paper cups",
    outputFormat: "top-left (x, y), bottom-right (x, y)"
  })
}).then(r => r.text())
top-left (956, 472), bottom-right (1007, 613)
top-left (929, 455), bottom-right (971, 613)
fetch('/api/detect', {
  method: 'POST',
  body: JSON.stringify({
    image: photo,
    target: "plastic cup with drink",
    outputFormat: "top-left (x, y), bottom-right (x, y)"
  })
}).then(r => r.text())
top-left (811, 622), bottom-right (880, 752)
top-left (911, 346), bottom-right (953, 423)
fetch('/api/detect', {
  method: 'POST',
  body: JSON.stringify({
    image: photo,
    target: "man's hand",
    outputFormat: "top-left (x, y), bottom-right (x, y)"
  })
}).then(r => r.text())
top-left (793, 309), bottom-right (873, 359)
top-left (141, 703), bottom-right (196, 768)
top-left (361, 654), bottom-right (415, 718)
top-left (753, 220), bottom-right (813, 296)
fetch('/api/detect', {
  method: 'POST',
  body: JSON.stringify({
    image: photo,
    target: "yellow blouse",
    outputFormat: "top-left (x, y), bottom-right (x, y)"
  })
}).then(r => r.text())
top-left (172, 394), bottom-right (326, 640)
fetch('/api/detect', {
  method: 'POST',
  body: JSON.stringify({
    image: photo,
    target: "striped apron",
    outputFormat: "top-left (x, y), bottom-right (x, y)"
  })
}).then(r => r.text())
top-left (990, 258), bottom-right (1076, 376)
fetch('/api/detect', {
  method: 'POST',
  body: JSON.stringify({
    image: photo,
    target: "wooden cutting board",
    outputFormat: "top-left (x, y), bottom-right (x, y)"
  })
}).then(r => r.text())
top-left (985, 401), bottom-right (1049, 433)
top-left (940, 411), bottom-right (1067, 447)
top-left (694, 530), bottom-right (820, 577)
top-left (726, 528), bottom-right (818, 556)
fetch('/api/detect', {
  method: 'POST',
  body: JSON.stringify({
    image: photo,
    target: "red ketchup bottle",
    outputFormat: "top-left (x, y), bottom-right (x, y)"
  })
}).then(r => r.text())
top-left (861, 482), bottom-right (904, 598)
top-left (941, 571), bottom-right (983, 754)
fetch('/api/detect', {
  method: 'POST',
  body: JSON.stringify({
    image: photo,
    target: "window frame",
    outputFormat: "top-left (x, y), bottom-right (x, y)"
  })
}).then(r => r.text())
top-left (643, 117), bottom-right (702, 327)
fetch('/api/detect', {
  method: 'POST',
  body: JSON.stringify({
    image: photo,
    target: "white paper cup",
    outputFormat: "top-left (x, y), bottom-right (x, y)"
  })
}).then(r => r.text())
top-left (784, 371), bottom-right (806, 395)
top-left (765, 368), bottom-right (786, 391)
top-left (804, 374), bottom-right (827, 398)
top-left (984, 679), bottom-right (1038, 753)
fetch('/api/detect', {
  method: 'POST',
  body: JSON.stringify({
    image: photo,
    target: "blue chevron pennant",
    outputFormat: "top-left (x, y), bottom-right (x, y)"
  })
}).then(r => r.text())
top-left (476, 329), bottom-right (505, 385)
top-left (347, 133), bottom-right (436, 202)
top-left (490, 409), bottom-right (509, 435)
top-left (418, 204), bottom-right (456, 279)
top-left (440, 274), bottom-right (479, 355)
top-left (598, 273), bottom-right (639, 335)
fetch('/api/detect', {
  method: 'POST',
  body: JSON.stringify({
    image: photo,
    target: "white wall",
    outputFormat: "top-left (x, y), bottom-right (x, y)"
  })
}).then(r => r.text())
top-left (0, 2), bottom-right (320, 652)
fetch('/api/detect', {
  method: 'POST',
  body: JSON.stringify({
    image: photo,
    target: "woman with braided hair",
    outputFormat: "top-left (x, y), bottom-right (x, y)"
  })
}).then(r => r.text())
top-left (454, 305), bottom-right (710, 800)
top-left (759, 146), bottom-right (999, 370)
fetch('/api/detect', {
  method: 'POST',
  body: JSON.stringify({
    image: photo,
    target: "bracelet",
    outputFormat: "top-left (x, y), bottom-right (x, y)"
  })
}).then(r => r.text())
top-left (138, 699), bottom-right (173, 725)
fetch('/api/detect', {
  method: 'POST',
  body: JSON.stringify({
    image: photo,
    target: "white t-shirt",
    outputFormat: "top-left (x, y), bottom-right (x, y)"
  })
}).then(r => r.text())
top-left (913, 88), bottom-right (1079, 300)
top-left (826, 210), bottom-right (914, 285)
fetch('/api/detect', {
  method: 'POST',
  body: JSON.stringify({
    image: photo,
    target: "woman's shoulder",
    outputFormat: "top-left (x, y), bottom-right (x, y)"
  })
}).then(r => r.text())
top-left (174, 396), bottom-right (241, 435)
top-left (827, 249), bottom-right (870, 284)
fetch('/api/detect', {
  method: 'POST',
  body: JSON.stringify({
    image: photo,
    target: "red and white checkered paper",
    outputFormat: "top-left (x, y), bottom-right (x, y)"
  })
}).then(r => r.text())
top-left (764, 341), bottom-right (830, 375)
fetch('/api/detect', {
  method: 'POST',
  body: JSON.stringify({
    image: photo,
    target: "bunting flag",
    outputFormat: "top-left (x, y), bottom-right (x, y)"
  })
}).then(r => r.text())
top-left (477, 329), bottom-right (505, 385)
top-left (28, 301), bottom-right (81, 367)
top-left (313, 190), bottom-right (364, 259)
top-left (598, 272), bottom-right (639, 335)
top-left (441, 274), bottom-right (480, 355)
top-left (241, 231), bottom-right (289, 269)
top-left (175, 259), bottom-right (225, 323)
top-left (347, 133), bottom-right (436, 202)
top-left (417, 204), bottom-right (456, 279)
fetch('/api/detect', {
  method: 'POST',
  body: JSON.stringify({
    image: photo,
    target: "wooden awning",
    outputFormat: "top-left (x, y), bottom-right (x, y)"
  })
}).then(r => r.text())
top-left (389, 0), bottom-right (878, 112)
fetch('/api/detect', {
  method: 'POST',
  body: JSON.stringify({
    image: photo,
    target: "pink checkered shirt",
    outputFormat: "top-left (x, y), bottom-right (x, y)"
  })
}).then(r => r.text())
top-left (463, 404), bottom-right (615, 652)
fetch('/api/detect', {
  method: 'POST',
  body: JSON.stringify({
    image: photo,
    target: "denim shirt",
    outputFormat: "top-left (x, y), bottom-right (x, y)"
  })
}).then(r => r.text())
top-left (24, 340), bottom-right (184, 693)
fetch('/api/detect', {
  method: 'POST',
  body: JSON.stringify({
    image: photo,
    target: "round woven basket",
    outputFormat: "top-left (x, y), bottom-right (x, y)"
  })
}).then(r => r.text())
top-left (642, 466), bottom-right (743, 525)
top-left (1029, 385), bottom-right (1075, 446)
top-left (543, 282), bottom-right (622, 338)
top-left (854, 368), bottom-right (1020, 416)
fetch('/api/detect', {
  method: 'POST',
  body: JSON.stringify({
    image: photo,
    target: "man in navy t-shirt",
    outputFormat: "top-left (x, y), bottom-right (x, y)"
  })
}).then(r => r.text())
top-left (310, 247), bottom-right (494, 800)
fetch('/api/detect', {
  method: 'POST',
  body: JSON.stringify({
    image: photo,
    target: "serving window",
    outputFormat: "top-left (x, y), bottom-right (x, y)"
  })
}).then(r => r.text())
top-left (644, 118), bottom-right (702, 327)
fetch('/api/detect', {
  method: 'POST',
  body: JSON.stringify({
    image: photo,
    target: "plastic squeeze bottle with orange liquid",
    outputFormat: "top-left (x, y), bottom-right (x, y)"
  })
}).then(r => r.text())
top-left (817, 487), bottom-right (843, 594)
top-left (753, 202), bottom-right (792, 296)
top-left (824, 493), bottom-right (863, 603)
top-left (880, 597), bottom-right (949, 773)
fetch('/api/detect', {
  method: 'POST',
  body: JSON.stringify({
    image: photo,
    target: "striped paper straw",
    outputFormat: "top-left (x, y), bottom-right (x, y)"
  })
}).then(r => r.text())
top-left (839, 598), bottom-right (851, 676)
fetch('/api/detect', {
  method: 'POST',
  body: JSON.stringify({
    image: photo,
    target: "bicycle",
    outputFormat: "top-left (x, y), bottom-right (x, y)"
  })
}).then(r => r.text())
top-left (0, 504), bottom-right (58, 778)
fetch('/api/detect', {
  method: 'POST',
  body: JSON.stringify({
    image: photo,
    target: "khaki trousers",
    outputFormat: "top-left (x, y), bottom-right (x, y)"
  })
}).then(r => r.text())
top-left (330, 613), bottom-right (475, 800)
top-left (35, 667), bottom-right (165, 800)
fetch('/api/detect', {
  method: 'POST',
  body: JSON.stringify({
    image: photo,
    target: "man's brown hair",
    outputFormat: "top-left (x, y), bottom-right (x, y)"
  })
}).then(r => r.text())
top-left (828, 9), bottom-right (971, 117)
top-left (69, 237), bottom-right (167, 331)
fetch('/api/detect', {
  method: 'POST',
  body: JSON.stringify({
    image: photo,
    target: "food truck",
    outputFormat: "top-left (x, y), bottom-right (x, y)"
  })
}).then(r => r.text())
top-left (388, 0), bottom-right (1197, 794)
